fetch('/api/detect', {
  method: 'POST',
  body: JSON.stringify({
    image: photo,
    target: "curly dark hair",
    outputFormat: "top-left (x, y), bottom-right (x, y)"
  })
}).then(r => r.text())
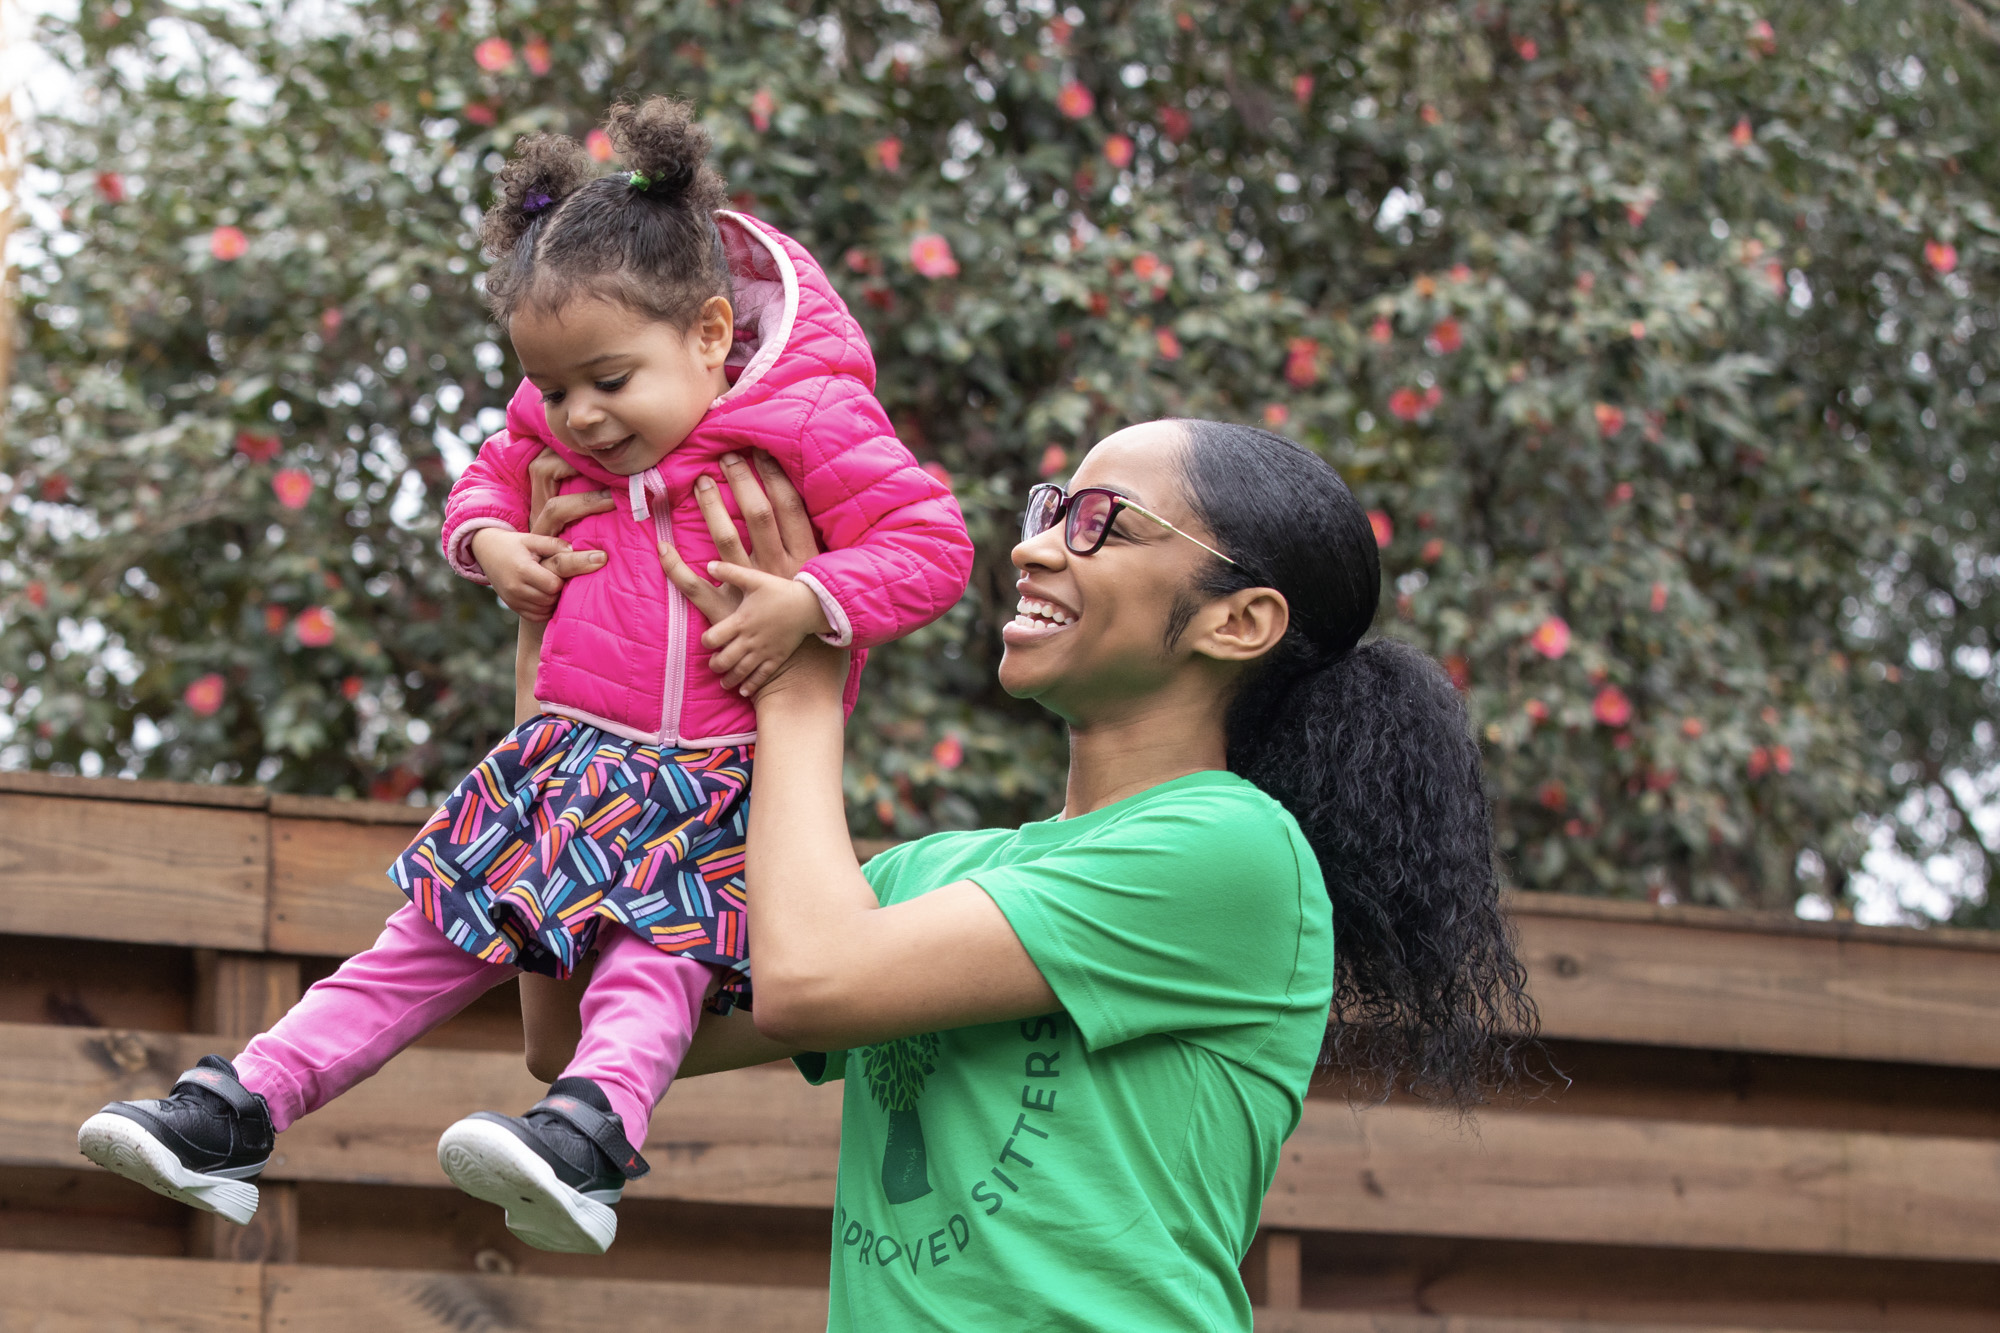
top-left (1173, 419), bottom-right (1540, 1109)
top-left (480, 97), bottom-right (733, 326)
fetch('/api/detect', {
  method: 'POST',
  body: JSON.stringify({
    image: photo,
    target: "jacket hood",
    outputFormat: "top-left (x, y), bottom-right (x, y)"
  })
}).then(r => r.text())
top-left (502, 211), bottom-right (875, 493)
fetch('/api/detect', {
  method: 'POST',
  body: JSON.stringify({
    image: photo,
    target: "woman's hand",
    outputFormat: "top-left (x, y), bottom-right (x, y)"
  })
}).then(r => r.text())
top-left (658, 452), bottom-right (833, 697)
top-left (471, 451), bottom-right (616, 621)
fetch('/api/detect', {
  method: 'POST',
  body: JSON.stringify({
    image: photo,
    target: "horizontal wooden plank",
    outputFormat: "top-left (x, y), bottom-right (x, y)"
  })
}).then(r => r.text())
top-left (265, 1261), bottom-right (829, 1332)
top-left (1254, 1316), bottom-right (1842, 1333)
top-left (0, 769), bottom-right (269, 809)
top-left (1265, 1099), bottom-right (2000, 1265)
top-left (18, 1022), bottom-right (2000, 1264)
top-left (1518, 912), bottom-right (2000, 1069)
top-left (267, 817), bottom-right (414, 956)
top-left (1510, 888), bottom-right (2000, 954)
top-left (0, 792), bottom-right (268, 951)
top-left (267, 793), bottom-right (428, 825)
top-left (0, 1251), bottom-right (261, 1331)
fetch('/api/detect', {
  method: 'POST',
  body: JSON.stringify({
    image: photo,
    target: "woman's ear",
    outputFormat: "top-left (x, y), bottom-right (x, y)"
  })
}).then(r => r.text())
top-left (1190, 586), bottom-right (1290, 662)
top-left (695, 295), bottom-right (735, 370)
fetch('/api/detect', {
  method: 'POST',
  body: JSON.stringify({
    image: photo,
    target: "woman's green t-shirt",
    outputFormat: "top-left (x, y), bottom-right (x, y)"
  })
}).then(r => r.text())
top-left (803, 770), bottom-right (1334, 1332)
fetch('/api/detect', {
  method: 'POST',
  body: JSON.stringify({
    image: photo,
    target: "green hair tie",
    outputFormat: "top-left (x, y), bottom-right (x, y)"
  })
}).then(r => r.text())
top-left (627, 171), bottom-right (651, 190)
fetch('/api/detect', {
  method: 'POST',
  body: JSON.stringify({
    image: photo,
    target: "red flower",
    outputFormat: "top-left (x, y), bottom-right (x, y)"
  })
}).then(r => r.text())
top-left (235, 431), bottom-right (281, 463)
top-left (1538, 781), bottom-right (1567, 812)
top-left (1681, 717), bottom-right (1705, 738)
top-left (586, 128), bottom-right (615, 162)
top-left (1429, 318), bottom-right (1462, 354)
top-left (1442, 655), bottom-right (1471, 691)
top-left (749, 88), bottom-right (776, 132)
top-left (522, 35), bottom-right (552, 75)
top-left (1649, 66), bottom-right (1670, 92)
top-left (1516, 37), bottom-right (1539, 60)
top-left (1576, 270), bottom-right (1597, 294)
top-left (1748, 17), bottom-right (1776, 55)
top-left (95, 172), bottom-right (126, 204)
top-left (1525, 698), bottom-right (1550, 722)
top-left (1057, 82), bottom-right (1095, 119)
top-left (1038, 444), bottom-right (1068, 479)
top-left (1925, 240), bottom-right (1958, 275)
top-left (1292, 74), bottom-right (1314, 105)
top-left (1592, 685), bottom-right (1633, 728)
top-left (1174, 12), bottom-right (1193, 31)
top-left (40, 474), bottom-right (71, 502)
top-left (319, 308), bottom-right (343, 335)
top-left (263, 605), bottom-right (287, 634)
top-left (294, 606), bottom-right (336, 648)
top-left (873, 137), bottom-right (903, 172)
top-left (1748, 746), bottom-right (1771, 778)
top-left (210, 226), bottom-right (249, 261)
top-left (1262, 404), bottom-right (1290, 428)
top-left (1610, 481), bottom-right (1634, 505)
top-left (1421, 537), bottom-right (1444, 564)
top-left (932, 735), bottom-right (964, 770)
top-left (1594, 403), bottom-right (1627, 437)
top-left (909, 233), bottom-right (959, 279)
top-left (1155, 328), bottom-right (1182, 360)
top-left (1625, 199), bottom-right (1651, 227)
top-left (341, 676), bottom-right (365, 701)
top-left (463, 103), bottom-right (497, 126)
top-left (473, 37), bottom-right (514, 71)
top-left (1369, 317), bottom-right (1393, 344)
top-left (1368, 510), bottom-right (1394, 548)
top-left (1088, 291), bottom-right (1109, 317)
top-left (183, 673), bottom-right (226, 717)
top-left (1388, 387), bottom-right (1426, 421)
top-left (1448, 263), bottom-right (1472, 283)
top-left (921, 461), bottom-right (953, 489)
top-left (25, 581), bottom-right (47, 609)
top-left (1529, 616), bottom-right (1570, 660)
top-left (1104, 134), bottom-right (1134, 169)
top-left (1159, 107), bottom-right (1191, 143)
top-left (1730, 117), bottom-right (1753, 149)
top-left (1419, 103), bottom-right (1440, 126)
top-left (1131, 251), bottom-right (1164, 282)
top-left (1049, 16), bottom-right (1073, 43)
top-left (1772, 745), bottom-right (1793, 774)
top-left (272, 469), bottom-right (314, 510)
top-left (1650, 582), bottom-right (1668, 613)
top-left (1284, 337), bottom-right (1321, 388)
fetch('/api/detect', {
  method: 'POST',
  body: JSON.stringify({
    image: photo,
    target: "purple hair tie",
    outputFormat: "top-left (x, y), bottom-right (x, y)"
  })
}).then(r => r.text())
top-left (523, 191), bottom-right (554, 215)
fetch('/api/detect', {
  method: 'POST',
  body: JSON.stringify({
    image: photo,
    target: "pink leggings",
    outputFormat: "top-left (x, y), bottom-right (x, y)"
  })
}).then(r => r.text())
top-left (234, 904), bottom-right (709, 1149)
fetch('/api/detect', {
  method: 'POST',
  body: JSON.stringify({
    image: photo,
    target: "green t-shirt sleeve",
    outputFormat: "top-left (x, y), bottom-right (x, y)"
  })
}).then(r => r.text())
top-left (969, 790), bottom-right (1315, 1057)
top-left (792, 1049), bottom-right (847, 1084)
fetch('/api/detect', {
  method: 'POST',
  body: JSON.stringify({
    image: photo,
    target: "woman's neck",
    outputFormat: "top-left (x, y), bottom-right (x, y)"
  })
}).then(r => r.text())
top-left (1059, 686), bottom-right (1229, 819)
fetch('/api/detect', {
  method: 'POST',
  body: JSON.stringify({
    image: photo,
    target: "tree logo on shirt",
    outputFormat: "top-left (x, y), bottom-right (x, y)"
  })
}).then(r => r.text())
top-left (860, 1032), bottom-right (940, 1204)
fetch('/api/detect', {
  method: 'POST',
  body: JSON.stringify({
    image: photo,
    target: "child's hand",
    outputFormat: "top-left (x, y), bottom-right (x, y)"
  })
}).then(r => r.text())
top-left (658, 452), bottom-right (830, 697)
top-left (471, 527), bottom-right (605, 622)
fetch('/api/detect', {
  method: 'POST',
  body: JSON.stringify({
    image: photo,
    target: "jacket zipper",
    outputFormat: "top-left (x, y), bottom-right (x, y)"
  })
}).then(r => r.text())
top-left (655, 507), bottom-right (686, 745)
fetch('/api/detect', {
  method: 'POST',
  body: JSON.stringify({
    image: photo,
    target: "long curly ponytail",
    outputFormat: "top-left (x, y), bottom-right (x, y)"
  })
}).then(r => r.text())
top-left (1174, 419), bottom-right (1539, 1108)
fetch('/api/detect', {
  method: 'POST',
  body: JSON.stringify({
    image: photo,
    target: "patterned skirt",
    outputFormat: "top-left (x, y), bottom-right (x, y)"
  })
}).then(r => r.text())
top-left (388, 714), bottom-right (753, 1009)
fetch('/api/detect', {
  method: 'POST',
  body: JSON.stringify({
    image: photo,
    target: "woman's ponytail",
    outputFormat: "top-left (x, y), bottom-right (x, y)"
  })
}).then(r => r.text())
top-left (1175, 420), bottom-right (1538, 1108)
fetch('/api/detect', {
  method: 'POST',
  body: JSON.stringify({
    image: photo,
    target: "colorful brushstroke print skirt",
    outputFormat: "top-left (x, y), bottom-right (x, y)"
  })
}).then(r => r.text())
top-left (388, 714), bottom-right (753, 1009)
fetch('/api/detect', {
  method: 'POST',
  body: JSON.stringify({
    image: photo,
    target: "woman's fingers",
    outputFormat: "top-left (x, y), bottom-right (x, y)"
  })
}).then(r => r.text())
top-left (540, 549), bottom-right (607, 580)
top-left (527, 449), bottom-right (582, 524)
top-left (693, 475), bottom-right (754, 567)
top-left (719, 453), bottom-right (787, 573)
top-left (531, 490), bottom-right (615, 538)
top-left (751, 453), bottom-right (820, 565)
top-left (659, 540), bottom-right (739, 624)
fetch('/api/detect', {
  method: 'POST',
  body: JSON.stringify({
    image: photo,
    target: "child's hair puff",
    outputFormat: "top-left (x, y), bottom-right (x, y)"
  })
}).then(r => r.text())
top-left (480, 97), bottom-right (733, 328)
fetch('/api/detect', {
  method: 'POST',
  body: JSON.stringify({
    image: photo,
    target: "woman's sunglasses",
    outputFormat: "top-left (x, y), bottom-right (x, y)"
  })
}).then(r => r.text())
top-left (1021, 483), bottom-right (1241, 567)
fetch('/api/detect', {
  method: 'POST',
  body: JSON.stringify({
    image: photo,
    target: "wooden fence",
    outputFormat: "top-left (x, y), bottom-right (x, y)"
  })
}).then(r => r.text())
top-left (1, 768), bottom-right (1996, 1331)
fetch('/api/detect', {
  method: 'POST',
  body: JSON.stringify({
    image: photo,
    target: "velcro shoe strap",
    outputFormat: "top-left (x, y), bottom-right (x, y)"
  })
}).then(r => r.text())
top-left (532, 1093), bottom-right (650, 1180)
top-left (174, 1063), bottom-right (262, 1119)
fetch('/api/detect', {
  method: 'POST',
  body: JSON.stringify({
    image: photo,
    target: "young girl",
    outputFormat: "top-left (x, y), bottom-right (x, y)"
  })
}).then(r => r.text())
top-left (78, 98), bottom-right (974, 1254)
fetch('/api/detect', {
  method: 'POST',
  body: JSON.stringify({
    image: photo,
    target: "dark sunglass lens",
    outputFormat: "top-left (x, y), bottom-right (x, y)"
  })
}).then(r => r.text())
top-left (1067, 490), bottom-right (1116, 552)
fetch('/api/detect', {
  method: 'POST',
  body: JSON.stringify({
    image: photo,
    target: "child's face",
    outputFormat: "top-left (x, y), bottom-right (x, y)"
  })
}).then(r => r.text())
top-left (511, 295), bottom-right (734, 476)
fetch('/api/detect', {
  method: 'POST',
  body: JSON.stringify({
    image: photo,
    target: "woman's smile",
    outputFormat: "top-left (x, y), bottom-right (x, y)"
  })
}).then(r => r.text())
top-left (1003, 588), bottom-right (1079, 644)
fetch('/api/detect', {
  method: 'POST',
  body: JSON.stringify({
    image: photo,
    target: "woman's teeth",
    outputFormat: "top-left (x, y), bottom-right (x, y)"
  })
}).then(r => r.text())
top-left (1013, 598), bottom-right (1074, 628)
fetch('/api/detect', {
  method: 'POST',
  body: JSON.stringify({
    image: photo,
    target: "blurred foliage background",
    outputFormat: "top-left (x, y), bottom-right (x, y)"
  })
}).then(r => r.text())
top-left (4, 0), bottom-right (1997, 922)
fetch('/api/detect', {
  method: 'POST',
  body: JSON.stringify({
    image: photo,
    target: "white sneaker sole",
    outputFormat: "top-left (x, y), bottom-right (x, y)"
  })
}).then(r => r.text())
top-left (77, 1113), bottom-right (261, 1225)
top-left (437, 1117), bottom-right (618, 1254)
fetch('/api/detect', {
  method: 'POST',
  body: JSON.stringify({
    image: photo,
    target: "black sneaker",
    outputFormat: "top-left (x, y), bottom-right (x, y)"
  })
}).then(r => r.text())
top-left (436, 1076), bottom-right (649, 1254)
top-left (76, 1054), bottom-right (273, 1225)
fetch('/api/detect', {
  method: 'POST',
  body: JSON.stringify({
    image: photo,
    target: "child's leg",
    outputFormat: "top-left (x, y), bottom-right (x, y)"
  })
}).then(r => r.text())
top-left (561, 929), bottom-right (716, 1150)
top-left (234, 902), bottom-right (516, 1131)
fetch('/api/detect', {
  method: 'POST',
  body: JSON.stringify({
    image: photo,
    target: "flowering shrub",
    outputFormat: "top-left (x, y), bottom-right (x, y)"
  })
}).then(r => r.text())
top-left (5, 0), bottom-right (1998, 917)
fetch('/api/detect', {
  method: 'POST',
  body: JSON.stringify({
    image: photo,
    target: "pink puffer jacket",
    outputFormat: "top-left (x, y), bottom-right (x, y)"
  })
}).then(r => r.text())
top-left (441, 212), bottom-right (972, 747)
